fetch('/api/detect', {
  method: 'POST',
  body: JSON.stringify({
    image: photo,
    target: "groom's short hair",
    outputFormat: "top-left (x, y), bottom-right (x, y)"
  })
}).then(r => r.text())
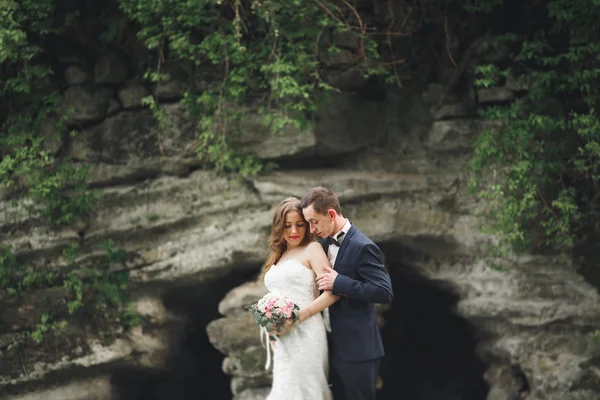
top-left (301, 187), bottom-right (342, 216)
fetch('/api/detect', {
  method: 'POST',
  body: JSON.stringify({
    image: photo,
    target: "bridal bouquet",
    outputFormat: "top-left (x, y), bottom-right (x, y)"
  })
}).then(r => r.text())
top-left (247, 293), bottom-right (299, 335)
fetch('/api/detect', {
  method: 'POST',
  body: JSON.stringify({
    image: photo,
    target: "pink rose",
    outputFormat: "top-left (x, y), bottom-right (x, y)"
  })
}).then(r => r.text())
top-left (280, 305), bottom-right (292, 318)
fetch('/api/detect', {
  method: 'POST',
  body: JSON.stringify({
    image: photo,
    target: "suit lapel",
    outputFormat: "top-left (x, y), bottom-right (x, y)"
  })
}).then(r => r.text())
top-left (321, 238), bottom-right (329, 254)
top-left (333, 225), bottom-right (356, 270)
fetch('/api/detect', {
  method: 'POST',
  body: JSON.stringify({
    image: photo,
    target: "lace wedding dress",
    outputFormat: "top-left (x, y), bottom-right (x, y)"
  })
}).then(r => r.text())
top-left (263, 259), bottom-right (332, 400)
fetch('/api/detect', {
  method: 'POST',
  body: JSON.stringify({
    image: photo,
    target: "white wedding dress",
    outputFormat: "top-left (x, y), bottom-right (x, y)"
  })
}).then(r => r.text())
top-left (263, 259), bottom-right (332, 400)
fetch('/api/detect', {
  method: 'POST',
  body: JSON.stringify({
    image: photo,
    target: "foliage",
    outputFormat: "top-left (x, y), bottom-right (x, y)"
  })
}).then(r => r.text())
top-left (0, 0), bottom-right (397, 356)
top-left (467, 0), bottom-right (600, 253)
top-left (589, 329), bottom-right (600, 356)
top-left (0, 0), bottom-right (100, 225)
top-left (119, 0), bottom-right (390, 176)
top-left (6, 0), bottom-right (600, 355)
top-left (0, 240), bottom-right (139, 348)
top-left (0, 246), bottom-right (58, 296)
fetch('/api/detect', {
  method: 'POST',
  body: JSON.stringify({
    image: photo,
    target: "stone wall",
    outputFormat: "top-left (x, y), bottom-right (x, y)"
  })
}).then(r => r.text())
top-left (1, 53), bottom-right (599, 400)
top-left (206, 85), bottom-right (600, 400)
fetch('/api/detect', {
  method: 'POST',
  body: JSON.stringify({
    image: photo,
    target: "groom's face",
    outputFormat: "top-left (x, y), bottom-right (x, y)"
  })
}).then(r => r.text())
top-left (302, 204), bottom-right (334, 238)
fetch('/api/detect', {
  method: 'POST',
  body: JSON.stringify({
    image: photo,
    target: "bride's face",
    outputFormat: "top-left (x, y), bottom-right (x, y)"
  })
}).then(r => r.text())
top-left (283, 211), bottom-right (307, 248)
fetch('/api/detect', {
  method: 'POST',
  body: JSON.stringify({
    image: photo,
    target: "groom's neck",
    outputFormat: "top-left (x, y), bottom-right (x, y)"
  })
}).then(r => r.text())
top-left (332, 216), bottom-right (347, 236)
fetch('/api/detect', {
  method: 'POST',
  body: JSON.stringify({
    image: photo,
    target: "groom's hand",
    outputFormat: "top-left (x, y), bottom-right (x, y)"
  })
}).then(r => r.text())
top-left (316, 266), bottom-right (338, 291)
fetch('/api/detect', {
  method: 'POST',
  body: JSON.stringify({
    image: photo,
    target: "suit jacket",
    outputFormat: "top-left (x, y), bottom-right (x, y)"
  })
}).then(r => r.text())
top-left (322, 224), bottom-right (393, 362)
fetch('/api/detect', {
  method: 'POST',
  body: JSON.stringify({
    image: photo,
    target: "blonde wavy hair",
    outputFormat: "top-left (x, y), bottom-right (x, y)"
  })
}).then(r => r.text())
top-left (259, 197), bottom-right (313, 280)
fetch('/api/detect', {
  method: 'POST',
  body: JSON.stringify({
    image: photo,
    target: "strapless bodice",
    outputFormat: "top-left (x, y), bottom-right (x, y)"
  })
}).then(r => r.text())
top-left (264, 259), bottom-right (319, 308)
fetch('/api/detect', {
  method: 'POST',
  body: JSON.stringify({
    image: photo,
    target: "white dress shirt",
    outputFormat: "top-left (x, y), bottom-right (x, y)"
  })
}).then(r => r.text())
top-left (327, 219), bottom-right (352, 268)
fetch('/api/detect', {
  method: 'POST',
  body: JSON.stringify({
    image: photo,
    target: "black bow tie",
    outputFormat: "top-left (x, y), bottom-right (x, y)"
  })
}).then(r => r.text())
top-left (327, 231), bottom-right (345, 247)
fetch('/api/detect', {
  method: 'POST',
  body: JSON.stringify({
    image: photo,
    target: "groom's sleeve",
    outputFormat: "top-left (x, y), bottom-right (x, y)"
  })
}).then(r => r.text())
top-left (332, 243), bottom-right (393, 304)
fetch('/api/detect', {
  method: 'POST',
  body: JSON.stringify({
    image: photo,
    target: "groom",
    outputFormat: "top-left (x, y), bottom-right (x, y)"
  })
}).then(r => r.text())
top-left (301, 187), bottom-right (393, 400)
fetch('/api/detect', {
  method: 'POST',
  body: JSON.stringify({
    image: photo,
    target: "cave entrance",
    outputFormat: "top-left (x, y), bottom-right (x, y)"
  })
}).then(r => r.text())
top-left (109, 242), bottom-right (490, 400)
top-left (110, 266), bottom-right (259, 400)
top-left (378, 242), bottom-right (489, 400)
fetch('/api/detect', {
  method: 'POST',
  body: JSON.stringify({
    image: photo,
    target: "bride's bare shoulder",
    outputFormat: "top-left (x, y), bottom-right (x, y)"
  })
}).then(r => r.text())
top-left (305, 241), bottom-right (326, 256)
top-left (288, 243), bottom-right (320, 268)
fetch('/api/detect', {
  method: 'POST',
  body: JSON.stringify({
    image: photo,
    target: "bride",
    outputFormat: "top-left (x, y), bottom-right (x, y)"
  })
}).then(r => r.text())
top-left (260, 197), bottom-right (339, 400)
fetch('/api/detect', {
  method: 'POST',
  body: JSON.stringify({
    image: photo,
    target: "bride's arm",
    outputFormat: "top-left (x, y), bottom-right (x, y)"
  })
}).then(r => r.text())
top-left (298, 242), bottom-right (340, 322)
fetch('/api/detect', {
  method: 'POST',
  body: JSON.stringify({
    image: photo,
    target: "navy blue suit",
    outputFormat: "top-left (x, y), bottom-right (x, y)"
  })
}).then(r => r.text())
top-left (322, 225), bottom-right (393, 400)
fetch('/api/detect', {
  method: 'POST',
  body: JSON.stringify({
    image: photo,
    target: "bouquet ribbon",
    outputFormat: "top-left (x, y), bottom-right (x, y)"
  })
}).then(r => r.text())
top-left (260, 326), bottom-right (279, 370)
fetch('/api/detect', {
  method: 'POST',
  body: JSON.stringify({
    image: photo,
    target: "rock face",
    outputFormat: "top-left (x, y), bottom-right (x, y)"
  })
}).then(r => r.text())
top-left (1, 68), bottom-right (600, 400)
top-left (234, 94), bottom-right (388, 161)
top-left (94, 52), bottom-right (129, 85)
top-left (61, 85), bottom-right (113, 124)
top-left (206, 171), bottom-right (600, 399)
top-left (203, 87), bottom-right (600, 399)
top-left (68, 103), bottom-right (201, 176)
top-left (206, 282), bottom-right (270, 400)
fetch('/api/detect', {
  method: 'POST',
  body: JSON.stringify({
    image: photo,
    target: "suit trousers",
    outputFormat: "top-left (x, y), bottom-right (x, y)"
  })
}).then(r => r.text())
top-left (329, 355), bottom-right (381, 400)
